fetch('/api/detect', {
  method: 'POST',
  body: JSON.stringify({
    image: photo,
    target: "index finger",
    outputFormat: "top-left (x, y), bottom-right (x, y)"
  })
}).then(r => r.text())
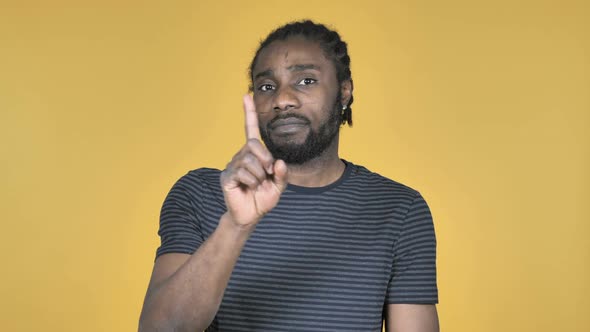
top-left (243, 94), bottom-right (261, 141)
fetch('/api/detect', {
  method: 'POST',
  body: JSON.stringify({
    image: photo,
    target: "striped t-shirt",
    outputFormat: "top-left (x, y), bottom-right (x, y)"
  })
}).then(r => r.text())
top-left (156, 160), bottom-right (438, 331)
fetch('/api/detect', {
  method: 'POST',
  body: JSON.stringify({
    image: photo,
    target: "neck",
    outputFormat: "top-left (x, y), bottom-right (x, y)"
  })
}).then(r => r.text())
top-left (285, 137), bottom-right (344, 188)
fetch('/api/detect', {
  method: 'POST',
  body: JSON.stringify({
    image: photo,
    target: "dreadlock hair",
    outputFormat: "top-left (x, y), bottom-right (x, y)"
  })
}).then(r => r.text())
top-left (248, 20), bottom-right (354, 126)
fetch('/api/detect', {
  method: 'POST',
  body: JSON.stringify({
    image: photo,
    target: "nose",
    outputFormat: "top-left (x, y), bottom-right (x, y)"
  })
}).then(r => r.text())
top-left (273, 85), bottom-right (300, 112)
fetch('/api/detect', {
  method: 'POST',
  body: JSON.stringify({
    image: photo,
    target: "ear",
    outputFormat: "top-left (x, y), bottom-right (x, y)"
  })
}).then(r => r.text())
top-left (340, 79), bottom-right (353, 106)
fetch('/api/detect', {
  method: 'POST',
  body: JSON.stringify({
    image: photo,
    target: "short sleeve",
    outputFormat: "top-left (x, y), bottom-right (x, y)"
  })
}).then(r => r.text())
top-left (386, 192), bottom-right (438, 304)
top-left (155, 173), bottom-right (205, 260)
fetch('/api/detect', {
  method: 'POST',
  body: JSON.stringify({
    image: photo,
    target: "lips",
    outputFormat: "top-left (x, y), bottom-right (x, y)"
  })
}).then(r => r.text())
top-left (267, 116), bottom-right (310, 137)
top-left (269, 116), bottom-right (310, 130)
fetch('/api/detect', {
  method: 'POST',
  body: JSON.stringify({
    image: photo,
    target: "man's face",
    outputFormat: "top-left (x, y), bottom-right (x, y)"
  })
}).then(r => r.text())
top-left (251, 37), bottom-right (345, 164)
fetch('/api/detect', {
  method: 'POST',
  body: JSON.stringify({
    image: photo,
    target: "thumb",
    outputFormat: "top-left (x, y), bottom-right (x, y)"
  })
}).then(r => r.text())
top-left (272, 159), bottom-right (289, 193)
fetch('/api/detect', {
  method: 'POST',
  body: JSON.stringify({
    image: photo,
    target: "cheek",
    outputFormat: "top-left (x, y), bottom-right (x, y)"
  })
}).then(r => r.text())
top-left (252, 96), bottom-right (263, 110)
top-left (299, 88), bottom-right (329, 111)
top-left (253, 97), bottom-right (272, 115)
top-left (257, 114), bottom-right (273, 131)
top-left (318, 84), bottom-right (339, 104)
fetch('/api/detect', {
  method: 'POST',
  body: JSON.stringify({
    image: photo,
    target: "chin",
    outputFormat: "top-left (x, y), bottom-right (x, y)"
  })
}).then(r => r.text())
top-left (270, 132), bottom-right (309, 145)
top-left (273, 136), bottom-right (307, 146)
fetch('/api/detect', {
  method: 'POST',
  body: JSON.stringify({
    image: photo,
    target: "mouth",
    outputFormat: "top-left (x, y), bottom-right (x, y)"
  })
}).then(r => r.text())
top-left (270, 116), bottom-right (309, 130)
top-left (268, 116), bottom-right (310, 136)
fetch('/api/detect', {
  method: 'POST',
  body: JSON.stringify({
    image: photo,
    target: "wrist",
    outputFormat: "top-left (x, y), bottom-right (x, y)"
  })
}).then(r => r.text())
top-left (219, 212), bottom-right (257, 239)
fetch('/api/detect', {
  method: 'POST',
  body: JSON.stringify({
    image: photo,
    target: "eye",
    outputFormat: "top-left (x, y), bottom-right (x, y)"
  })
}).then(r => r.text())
top-left (297, 78), bottom-right (317, 86)
top-left (257, 83), bottom-right (275, 92)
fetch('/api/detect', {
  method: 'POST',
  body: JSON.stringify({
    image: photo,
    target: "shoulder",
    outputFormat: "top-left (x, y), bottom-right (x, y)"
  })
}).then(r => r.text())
top-left (168, 167), bottom-right (223, 201)
top-left (186, 167), bottom-right (222, 184)
top-left (176, 167), bottom-right (221, 186)
top-left (345, 160), bottom-right (421, 200)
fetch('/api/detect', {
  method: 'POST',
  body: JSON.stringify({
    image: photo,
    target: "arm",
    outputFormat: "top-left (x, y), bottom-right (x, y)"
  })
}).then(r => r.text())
top-left (385, 193), bottom-right (439, 332)
top-left (138, 213), bottom-right (253, 332)
top-left (138, 95), bottom-right (288, 331)
top-left (385, 304), bottom-right (439, 332)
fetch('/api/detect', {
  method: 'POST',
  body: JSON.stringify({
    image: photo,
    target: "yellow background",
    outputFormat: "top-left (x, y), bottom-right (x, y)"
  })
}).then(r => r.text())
top-left (1, 1), bottom-right (588, 331)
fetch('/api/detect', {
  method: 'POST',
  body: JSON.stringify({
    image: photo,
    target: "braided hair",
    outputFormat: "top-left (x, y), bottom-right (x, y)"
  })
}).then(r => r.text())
top-left (249, 20), bottom-right (354, 126)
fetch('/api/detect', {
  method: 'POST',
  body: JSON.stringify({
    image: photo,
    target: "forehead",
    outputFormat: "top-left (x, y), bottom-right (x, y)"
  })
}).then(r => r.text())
top-left (253, 37), bottom-right (332, 75)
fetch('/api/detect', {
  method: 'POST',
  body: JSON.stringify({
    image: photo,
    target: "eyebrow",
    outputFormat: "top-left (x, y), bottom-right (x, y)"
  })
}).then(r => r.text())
top-left (253, 64), bottom-right (320, 81)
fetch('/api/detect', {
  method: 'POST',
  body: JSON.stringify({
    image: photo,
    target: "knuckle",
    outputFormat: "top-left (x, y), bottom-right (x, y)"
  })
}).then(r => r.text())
top-left (235, 167), bottom-right (247, 177)
top-left (243, 153), bottom-right (259, 167)
top-left (230, 150), bottom-right (245, 163)
top-left (236, 168), bottom-right (254, 182)
top-left (262, 150), bottom-right (273, 163)
top-left (224, 159), bottom-right (237, 174)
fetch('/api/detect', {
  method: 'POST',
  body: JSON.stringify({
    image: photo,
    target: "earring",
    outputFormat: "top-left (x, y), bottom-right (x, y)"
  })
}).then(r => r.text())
top-left (342, 105), bottom-right (347, 110)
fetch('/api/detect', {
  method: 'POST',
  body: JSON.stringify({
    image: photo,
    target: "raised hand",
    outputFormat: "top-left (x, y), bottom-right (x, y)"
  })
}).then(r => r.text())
top-left (220, 94), bottom-right (288, 228)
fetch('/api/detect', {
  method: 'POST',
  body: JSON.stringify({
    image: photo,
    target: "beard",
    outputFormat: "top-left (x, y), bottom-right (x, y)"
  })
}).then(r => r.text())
top-left (260, 95), bottom-right (343, 165)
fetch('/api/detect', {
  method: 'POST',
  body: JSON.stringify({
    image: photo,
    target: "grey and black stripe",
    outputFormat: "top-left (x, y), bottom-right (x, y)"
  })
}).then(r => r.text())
top-left (157, 160), bottom-right (438, 331)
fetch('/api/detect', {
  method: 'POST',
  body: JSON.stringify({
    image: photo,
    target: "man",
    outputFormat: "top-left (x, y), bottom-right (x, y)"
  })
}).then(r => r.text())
top-left (139, 20), bottom-right (439, 332)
